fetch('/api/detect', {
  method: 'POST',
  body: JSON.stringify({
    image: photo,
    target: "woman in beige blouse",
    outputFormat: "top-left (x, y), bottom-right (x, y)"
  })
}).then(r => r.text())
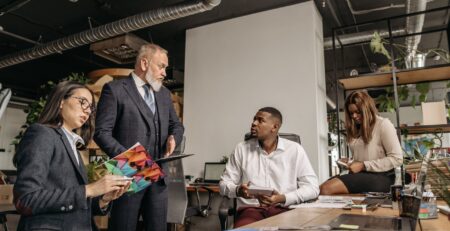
top-left (320, 90), bottom-right (403, 194)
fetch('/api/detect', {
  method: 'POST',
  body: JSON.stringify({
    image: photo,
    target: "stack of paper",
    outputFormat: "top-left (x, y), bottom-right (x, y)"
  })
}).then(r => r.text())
top-left (289, 195), bottom-right (364, 209)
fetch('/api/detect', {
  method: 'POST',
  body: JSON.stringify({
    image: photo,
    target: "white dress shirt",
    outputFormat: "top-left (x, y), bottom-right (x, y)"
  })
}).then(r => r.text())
top-left (132, 72), bottom-right (155, 101)
top-left (219, 137), bottom-right (319, 208)
top-left (61, 127), bottom-right (84, 165)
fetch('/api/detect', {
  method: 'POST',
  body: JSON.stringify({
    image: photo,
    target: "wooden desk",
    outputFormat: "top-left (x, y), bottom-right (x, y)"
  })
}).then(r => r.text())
top-left (186, 184), bottom-right (220, 193)
top-left (242, 205), bottom-right (449, 230)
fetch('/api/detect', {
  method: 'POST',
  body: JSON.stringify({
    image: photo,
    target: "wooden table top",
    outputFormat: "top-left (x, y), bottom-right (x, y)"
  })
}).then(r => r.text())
top-left (186, 184), bottom-right (220, 193)
top-left (242, 203), bottom-right (449, 230)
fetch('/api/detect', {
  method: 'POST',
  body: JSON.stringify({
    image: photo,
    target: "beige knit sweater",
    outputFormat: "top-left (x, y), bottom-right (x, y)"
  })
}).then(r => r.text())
top-left (348, 116), bottom-right (403, 172)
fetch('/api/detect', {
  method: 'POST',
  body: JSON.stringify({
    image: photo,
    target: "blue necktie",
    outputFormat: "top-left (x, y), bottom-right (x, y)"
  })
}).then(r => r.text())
top-left (143, 84), bottom-right (156, 114)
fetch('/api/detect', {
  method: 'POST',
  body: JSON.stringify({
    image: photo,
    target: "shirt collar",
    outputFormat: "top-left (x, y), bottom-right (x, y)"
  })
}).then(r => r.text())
top-left (131, 72), bottom-right (147, 88)
top-left (255, 135), bottom-right (285, 153)
top-left (61, 127), bottom-right (85, 146)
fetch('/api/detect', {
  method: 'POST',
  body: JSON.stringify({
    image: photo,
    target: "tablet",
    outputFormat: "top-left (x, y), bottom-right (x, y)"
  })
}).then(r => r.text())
top-left (248, 185), bottom-right (273, 196)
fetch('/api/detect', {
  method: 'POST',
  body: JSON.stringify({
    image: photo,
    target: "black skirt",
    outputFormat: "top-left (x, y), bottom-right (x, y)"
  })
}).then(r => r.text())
top-left (337, 169), bottom-right (395, 193)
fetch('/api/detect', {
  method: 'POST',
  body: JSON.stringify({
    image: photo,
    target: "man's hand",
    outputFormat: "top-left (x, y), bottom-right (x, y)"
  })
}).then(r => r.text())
top-left (164, 135), bottom-right (176, 157)
top-left (348, 161), bottom-right (365, 173)
top-left (236, 183), bottom-right (252, 199)
top-left (257, 190), bottom-right (285, 206)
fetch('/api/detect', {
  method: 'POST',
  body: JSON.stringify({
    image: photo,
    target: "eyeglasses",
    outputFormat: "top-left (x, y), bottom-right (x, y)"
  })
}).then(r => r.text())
top-left (71, 96), bottom-right (96, 113)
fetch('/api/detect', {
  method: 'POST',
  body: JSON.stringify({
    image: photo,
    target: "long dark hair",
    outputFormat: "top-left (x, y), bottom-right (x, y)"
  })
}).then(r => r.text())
top-left (38, 81), bottom-right (95, 148)
top-left (344, 90), bottom-right (378, 144)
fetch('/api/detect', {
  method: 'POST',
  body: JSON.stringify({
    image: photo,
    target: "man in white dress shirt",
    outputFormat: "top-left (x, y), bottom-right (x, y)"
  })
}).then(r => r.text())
top-left (219, 107), bottom-right (319, 227)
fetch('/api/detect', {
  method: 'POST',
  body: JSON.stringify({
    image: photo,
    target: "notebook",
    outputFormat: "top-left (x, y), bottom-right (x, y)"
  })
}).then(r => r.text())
top-left (329, 151), bottom-right (431, 230)
top-left (190, 162), bottom-right (226, 186)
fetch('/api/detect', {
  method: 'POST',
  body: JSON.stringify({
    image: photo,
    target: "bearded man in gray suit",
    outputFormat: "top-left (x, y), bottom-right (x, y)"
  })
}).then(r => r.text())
top-left (94, 43), bottom-right (184, 231)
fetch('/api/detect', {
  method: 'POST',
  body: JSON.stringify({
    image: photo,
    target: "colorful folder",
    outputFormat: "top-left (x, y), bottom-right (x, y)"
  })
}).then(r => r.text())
top-left (98, 142), bottom-right (165, 193)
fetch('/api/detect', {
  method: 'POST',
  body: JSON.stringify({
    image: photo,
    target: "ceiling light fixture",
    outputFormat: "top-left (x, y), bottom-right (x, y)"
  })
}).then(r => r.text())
top-left (90, 33), bottom-right (148, 64)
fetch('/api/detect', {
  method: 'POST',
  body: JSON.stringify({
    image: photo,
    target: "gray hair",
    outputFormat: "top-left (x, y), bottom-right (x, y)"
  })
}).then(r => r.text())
top-left (136, 44), bottom-right (168, 64)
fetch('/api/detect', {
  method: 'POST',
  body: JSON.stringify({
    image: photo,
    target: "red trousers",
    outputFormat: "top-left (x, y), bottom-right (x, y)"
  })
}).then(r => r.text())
top-left (234, 205), bottom-right (290, 228)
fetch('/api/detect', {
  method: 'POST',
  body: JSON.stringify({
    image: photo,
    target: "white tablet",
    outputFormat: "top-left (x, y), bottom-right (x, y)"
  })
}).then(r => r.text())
top-left (248, 185), bottom-right (273, 196)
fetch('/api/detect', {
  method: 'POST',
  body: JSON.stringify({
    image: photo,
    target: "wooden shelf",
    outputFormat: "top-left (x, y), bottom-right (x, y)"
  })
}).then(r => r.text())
top-left (399, 124), bottom-right (450, 135)
top-left (339, 65), bottom-right (450, 90)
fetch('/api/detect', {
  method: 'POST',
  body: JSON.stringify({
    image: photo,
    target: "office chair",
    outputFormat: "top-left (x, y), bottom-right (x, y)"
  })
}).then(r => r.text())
top-left (218, 133), bottom-right (301, 230)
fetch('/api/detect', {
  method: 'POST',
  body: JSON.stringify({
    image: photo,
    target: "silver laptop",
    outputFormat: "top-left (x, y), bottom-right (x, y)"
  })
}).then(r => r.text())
top-left (191, 162), bottom-right (226, 186)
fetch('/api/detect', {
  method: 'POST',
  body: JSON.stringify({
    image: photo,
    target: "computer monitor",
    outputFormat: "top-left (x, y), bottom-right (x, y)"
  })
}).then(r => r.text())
top-left (203, 162), bottom-right (226, 183)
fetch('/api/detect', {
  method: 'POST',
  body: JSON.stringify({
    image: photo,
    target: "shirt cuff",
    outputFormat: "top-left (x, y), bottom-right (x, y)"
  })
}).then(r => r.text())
top-left (363, 161), bottom-right (370, 171)
top-left (233, 185), bottom-right (239, 197)
top-left (283, 192), bottom-right (297, 206)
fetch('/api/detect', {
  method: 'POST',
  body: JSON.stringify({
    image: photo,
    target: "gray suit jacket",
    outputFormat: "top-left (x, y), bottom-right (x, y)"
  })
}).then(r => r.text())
top-left (13, 123), bottom-right (107, 231)
top-left (94, 76), bottom-right (184, 180)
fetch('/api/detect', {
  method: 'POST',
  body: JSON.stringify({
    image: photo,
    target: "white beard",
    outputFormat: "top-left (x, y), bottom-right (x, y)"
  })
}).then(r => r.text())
top-left (145, 70), bottom-right (162, 92)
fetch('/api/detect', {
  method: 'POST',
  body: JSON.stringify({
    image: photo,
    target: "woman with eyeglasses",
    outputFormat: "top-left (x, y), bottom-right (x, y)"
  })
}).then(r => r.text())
top-left (320, 90), bottom-right (403, 195)
top-left (13, 81), bottom-right (130, 231)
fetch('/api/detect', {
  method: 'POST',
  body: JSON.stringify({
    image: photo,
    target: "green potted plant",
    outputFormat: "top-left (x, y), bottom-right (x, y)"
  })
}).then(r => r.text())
top-left (11, 73), bottom-right (88, 146)
top-left (370, 31), bottom-right (450, 69)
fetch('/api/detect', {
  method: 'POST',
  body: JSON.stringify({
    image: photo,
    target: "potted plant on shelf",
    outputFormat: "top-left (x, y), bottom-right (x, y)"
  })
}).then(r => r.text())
top-left (370, 31), bottom-right (450, 70)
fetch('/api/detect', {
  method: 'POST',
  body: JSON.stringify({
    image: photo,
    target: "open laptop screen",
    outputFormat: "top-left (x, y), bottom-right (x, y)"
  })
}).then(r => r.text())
top-left (203, 162), bottom-right (226, 183)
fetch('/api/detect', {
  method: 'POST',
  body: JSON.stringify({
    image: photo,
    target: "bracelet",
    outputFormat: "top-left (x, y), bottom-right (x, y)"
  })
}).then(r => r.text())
top-left (235, 186), bottom-right (240, 197)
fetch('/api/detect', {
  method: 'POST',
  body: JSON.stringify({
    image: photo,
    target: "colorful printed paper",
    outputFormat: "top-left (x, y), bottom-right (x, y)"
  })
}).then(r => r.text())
top-left (98, 142), bottom-right (165, 193)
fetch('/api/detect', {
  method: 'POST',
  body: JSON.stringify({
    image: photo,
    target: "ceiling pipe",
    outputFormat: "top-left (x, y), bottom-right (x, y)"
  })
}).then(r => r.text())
top-left (323, 0), bottom-right (428, 54)
top-left (346, 0), bottom-right (405, 15)
top-left (405, 0), bottom-right (427, 68)
top-left (323, 29), bottom-right (406, 50)
top-left (0, 0), bottom-right (221, 69)
top-left (0, 25), bottom-right (41, 45)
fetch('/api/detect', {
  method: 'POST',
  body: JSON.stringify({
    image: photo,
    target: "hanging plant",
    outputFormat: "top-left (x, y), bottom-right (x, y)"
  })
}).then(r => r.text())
top-left (370, 31), bottom-right (450, 70)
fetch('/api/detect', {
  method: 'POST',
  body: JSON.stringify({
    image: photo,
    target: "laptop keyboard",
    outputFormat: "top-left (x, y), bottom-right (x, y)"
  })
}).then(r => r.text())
top-left (363, 216), bottom-right (402, 230)
top-left (330, 214), bottom-right (405, 231)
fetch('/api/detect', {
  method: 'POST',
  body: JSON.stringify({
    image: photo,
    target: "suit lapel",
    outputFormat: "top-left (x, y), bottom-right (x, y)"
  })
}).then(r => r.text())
top-left (154, 90), bottom-right (163, 117)
top-left (122, 76), bottom-right (154, 126)
top-left (76, 152), bottom-right (89, 183)
top-left (56, 128), bottom-right (88, 184)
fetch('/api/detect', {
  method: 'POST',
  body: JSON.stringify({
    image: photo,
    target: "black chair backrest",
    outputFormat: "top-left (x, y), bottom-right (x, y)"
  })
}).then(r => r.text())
top-left (244, 132), bottom-right (301, 144)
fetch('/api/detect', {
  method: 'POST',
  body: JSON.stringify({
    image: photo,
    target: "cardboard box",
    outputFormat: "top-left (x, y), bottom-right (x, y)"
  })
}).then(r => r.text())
top-left (422, 101), bottom-right (447, 125)
top-left (0, 184), bottom-right (13, 205)
top-left (94, 215), bottom-right (108, 230)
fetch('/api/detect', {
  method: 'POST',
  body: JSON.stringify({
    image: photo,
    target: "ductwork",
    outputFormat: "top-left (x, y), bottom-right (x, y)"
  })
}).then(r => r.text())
top-left (324, 29), bottom-right (405, 50)
top-left (405, 0), bottom-right (427, 68)
top-left (0, 0), bottom-right (221, 69)
top-left (324, 0), bottom-right (428, 62)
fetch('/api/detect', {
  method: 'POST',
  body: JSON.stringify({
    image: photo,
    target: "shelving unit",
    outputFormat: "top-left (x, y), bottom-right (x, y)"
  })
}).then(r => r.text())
top-left (331, 6), bottom-right (450, 159)
top-left (339, 65), bottom-right (450, 90)
top-left (339, 65), bottom-right (450, 136)
top-left (401, 124), bottom-right (450, 135)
